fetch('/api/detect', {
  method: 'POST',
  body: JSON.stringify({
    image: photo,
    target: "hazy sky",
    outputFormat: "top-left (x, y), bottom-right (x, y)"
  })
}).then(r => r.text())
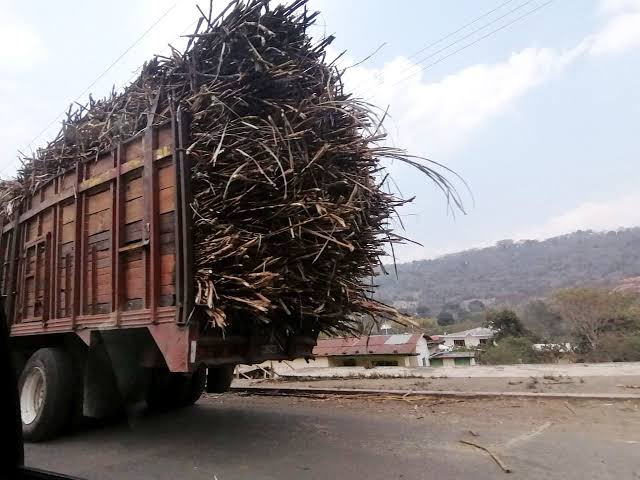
top-left (1, 0), bottom-right (639, 262)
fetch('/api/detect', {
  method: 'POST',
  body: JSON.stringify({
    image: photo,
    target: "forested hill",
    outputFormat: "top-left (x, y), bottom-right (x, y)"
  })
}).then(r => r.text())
top-left (376, 228), bottom-right (640, 310)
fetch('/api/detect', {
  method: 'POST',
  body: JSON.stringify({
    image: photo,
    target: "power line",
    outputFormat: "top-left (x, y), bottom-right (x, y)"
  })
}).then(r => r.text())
top-left (2, 11), bottom-right (200, 180)
top-left (405, 0), bottom-right (518, 63)
top-left (21, 2), bottom-right (178, 155)
top-left (380, 0), bottom-right (554, 94)
top-left (357, 0), bottom-right (540, 99)
top-left (115, 18), bottom-right (200, 92)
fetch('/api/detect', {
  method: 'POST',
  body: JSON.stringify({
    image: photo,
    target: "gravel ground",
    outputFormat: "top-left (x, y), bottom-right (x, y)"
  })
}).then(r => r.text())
top-left (243, 374), bottom-right (640, 394)
top-left (275, 362), bottom-right (640, 379)
top-left (26, 393), bottom-right (640, 480)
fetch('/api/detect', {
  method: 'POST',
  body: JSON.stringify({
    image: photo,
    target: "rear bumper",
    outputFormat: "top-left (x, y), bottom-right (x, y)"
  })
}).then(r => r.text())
top-left (193, 335), bottom-right (316, 367)
top-left (147, 322), bottom-right (316, 372)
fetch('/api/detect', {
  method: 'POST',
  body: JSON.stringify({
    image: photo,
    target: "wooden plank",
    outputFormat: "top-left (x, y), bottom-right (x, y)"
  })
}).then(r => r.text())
top-left (157, 126), bottom-right (173, 150)
top-left (86, 189), bottom-right (112, 215)
top-left (86, 210), bottom-right (111, 235)
top-left (87, 230), bottom-right (111, 246)
top-left (42, 233), bottom-right (51, 323)
top-left (125, 198), bottom-right (144, 224)
top-left (159, 273), bottom-right (174, 287)
top-left (79, 168), bottom-right (115, 192)
top-left (60, 172), bottom-right (76, 192)
top-left (61, 204), bottom-right (75, 224)
top-left (86, 154), bottom-right (114, 178)
top-left (159, 187), bottom-right (175, 214)
top-left (31, 191), bottom-right (42, 209)
top-left (124, 260), bottom-right (143, 271)
top-left (33, 243), bottom-right (41, 319)
top-left (12, 143), bottom-right (167, 228)
top-left (123, 298), bottom-right (143, 311)
top-left (43, 181), bottom-right (56, 200)
top-left (124, 140), bottom-right (143, 163)
top-left (123, 221), bottom-right (143, 243)
top-left (158, 165), bottom-right (175, 190)
top-left (26, 219), bottom-right (38, 242)
top-left (120, 158), bottom-right (143, 175)
top-left (159, 211), bottom-right (174, 233)
top-left (87, 263), bottom-right (113, 276)
top-left (61, 222), bottom-right (75, 243)
top-left (125, 176), bottom-right (143, 201)
top-left (15, 226), bottom-right (28, 323)
top-left (159, 294), bottom-right (174, 307)
top-left (63, 253), bottom-right (72, 318)
top-left (41, 209), bottom-right (54, 236)
top-left (50, 201), bottom-right (59, 320)
top-left (4, 222), bottom-right (21, 324)
top-left (90, 246), bottom-right (97, 314)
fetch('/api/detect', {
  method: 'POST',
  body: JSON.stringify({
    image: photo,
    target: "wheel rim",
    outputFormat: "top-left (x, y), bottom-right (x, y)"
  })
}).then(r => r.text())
top-left (20, 366), bottom-right (46, 425)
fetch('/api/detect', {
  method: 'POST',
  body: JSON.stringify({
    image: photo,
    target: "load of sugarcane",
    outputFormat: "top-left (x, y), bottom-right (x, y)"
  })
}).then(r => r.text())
top-left (0, 0), bottom-right (460, 337)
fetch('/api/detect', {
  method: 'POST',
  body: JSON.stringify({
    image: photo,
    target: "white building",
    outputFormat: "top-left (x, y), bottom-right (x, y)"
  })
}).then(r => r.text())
top-left (439, 327), bottom-right (494, 349)
top-left (245, 334), bottom-right (438, 376)
top-left (313, 333), bottom-right (432, 367)
top-left (429, 351), bottom-right (477, 367)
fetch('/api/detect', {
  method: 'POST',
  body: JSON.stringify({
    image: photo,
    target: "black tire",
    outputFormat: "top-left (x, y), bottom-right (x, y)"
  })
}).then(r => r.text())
top-left (184, 364), bottom-right (207, 406)
top-left (206, 365), bottom-right (235, 393)
top-left (19, 348), bottom-right (74, 442)
top-left (146, 365), bottom-right (205, 410)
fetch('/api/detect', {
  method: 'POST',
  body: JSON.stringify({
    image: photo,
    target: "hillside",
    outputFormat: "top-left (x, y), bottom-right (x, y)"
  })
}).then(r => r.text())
top-left (376, 228), bottom-right (640, 313)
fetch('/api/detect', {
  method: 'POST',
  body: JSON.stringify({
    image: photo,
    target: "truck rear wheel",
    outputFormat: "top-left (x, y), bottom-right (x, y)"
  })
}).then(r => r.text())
top-left (146, 364), bottom-right (206, 410)
top-left (206, 365), bottom-right (235, 393)
top-left (19, 348), bottom-right (74, 442)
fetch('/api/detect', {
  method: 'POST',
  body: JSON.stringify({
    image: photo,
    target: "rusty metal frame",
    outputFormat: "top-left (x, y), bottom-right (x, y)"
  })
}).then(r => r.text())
top-left (142, 93), bottom-right (162, 321)
top-left (48, 177), bottom-right (60, 318)
top-left (173, 105), bottom-right (194, 325)
top-left (147, 322), bottom-right (193, 373)
top-left (42, 232), bottom-right (52, 325)
top-left (112, 143), bottom-right (124, 325)
top-left (71, 163), bottom-right (84, 328)
top-left (3, 216), bottom-right (21, 323)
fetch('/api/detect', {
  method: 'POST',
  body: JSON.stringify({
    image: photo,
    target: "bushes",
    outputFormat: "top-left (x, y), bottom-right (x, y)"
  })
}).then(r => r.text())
top-left (478, 336), bottom-right (567, 365)
top-left (578, 334), bottom-right (640, 363)
top-left (478, 336), bottom-right (537, 365)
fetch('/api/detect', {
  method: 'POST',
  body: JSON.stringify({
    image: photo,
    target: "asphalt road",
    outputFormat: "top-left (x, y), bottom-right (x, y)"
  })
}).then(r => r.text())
top-left (25, 393), bottom-right (640, 480)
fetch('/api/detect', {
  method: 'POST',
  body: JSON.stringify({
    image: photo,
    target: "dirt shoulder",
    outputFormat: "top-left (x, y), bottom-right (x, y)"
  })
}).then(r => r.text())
top-left (236, 374), bottom-right (640, 395)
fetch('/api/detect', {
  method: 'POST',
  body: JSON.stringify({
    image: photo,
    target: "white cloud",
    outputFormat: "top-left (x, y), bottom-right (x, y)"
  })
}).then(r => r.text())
top-left (599, 0), bottom-right (640, 14)
top-left (587, 10), bottom-right (640, 55)
top-left (335, 0), bottom-right (640, 159)
top-left (515, 192), bottom-right (640, 241)
top-left (343, 46), bottom-right (577, 158)
top-left (0, 5), bottom-right (45, 71)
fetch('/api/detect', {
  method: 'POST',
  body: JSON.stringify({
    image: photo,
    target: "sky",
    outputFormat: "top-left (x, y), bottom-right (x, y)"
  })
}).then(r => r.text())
top-left (1, 0), bottom-right (639, 262)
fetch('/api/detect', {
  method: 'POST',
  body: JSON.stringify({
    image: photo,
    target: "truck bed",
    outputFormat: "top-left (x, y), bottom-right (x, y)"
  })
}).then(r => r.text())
top-left (1, 109), bottom-right (315, 372)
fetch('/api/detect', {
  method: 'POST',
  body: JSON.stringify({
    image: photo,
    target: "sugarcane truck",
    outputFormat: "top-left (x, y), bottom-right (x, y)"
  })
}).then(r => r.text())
top-left (0, 108), bottom-right (316, 441)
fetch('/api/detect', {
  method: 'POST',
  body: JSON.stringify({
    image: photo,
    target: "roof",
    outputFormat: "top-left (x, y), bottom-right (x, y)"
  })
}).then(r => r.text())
top-left (313, 334), bottom-right (425, 357)
top-left (430, 351), bottom-right (476, 359)
top-left (442, 327), bottom-right (493, 339)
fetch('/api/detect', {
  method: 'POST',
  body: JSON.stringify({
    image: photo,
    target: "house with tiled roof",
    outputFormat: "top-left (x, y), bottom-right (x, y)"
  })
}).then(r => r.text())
top-left (312, 333), bottom-right (438, 367)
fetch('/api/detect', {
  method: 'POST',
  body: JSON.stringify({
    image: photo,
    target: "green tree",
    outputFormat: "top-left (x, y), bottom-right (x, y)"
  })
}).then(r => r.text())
top-left (551, 288), bottom-right (639, 352)
top-left (484, 309), bottom-right (531, 341)
top-left (437, 311), bottom-right (455, 326)
top-left (477, 336), bottom-right (537, 365)
top-left (520, 299), bottom-right (568, 341)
